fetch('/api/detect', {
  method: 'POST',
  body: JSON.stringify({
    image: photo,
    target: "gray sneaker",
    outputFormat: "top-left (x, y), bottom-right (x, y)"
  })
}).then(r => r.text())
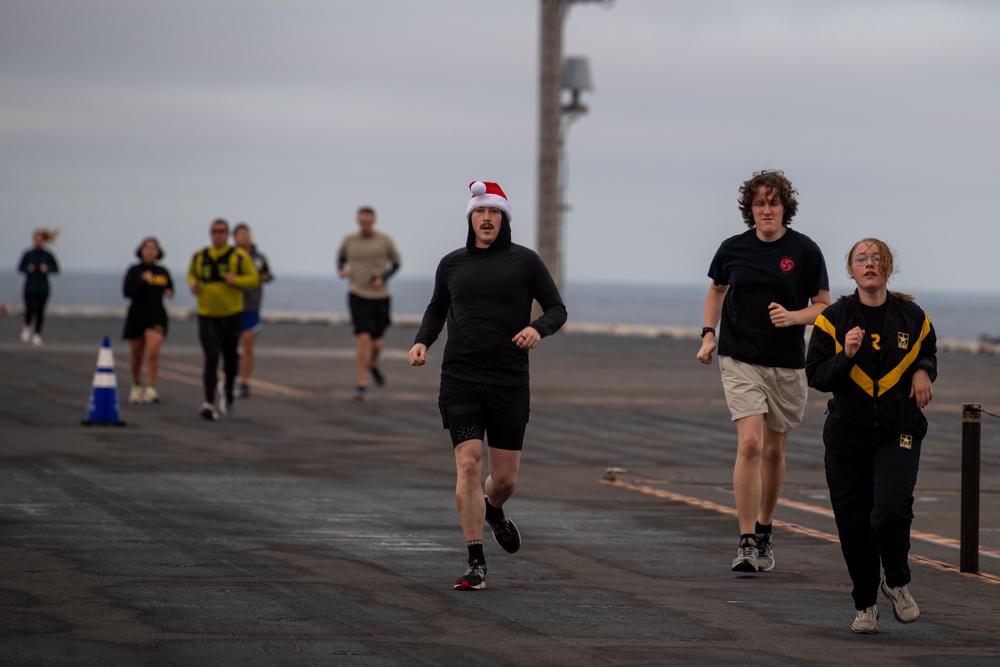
top-left (756, 532), bottom-right (775, 572)
top-left (881, 577), bottom-right (920, 622)
top-left (731, 538), bottom-right (758, 572)
top-left (453, 558), bottom-right (487, 591)
top-left (851, 605), bottom-right (879, 634)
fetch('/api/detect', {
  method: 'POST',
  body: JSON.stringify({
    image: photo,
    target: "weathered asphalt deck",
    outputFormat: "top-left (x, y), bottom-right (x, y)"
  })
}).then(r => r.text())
top-left (1, 314), bottom-right (999, 666)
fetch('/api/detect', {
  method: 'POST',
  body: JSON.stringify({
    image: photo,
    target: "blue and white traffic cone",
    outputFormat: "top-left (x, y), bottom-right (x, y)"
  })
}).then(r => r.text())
top-left (81, 335), bottom-right (126, 426)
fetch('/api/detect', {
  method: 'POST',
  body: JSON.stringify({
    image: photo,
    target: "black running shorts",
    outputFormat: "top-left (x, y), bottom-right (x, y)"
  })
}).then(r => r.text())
top-left (438, 376), bottom-right (530, 451)
top-left (348, 293), bottom-right (391, 337)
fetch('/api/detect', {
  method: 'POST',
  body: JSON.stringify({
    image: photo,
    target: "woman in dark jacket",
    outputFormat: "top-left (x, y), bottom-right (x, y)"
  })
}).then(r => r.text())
top-left (806, 238), bottom-right (936, 634)
top-left (17, 228), bottom-right (60, 347)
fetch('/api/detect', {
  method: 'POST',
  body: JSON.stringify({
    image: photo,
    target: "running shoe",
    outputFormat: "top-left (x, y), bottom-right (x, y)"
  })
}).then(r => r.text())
top-left (370, 367), bottom-right (385, 386)
top-left (756, 532), bottom-right (775, 572)
top-left (143, 385), bottom-right (160, 404)
top-left (238, 383), bottom-right (250, 399)
top-left (354, 386), bottom-right (366, 401)
top-left (881, 577), bottom-right (920, 623)
top-left (453, 558), bottom-right (487, 591)
top-left (851, 605), bottom-right (879, 634)
top-left (484, 497), bottom-right (521, 554)
top-left (128, 384), bottom-right (144, 405)
top-left (20, 326), bottom-right (31, 343)
top-left (731, 537), bottom-right (758, 573)
top-left (199, 402), bottom-right (219, 421)
top-left (31, 334), bottom-right (43, 348)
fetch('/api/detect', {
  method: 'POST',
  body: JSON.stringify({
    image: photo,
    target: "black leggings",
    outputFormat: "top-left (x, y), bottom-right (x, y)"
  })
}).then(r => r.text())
top-left (23, 290), bottom-right (49, 333)
top-left (198, 314), bottom-right (242, 404)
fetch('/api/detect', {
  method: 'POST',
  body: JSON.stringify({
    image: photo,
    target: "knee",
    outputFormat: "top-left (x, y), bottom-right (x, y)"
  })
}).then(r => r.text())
top-left (737, 434), bottom-right (763, 460)
top-left (491, 472), bottom-right (517, 496)
top-left (872, 498), bottom-right (914, 533)
top-left (455, 449), bottom-right (482, 481)
top-left (760, 441), bottom-right (785, 466)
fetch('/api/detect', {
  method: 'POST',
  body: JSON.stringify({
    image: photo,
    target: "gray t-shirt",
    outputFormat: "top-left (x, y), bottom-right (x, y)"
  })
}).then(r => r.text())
top-left (337, 231), bottom-right (400, 300)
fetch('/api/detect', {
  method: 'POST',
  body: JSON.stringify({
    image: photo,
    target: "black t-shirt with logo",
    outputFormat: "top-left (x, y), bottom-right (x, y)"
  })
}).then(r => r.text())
top-left (708, 227), bottom-right (829, 369)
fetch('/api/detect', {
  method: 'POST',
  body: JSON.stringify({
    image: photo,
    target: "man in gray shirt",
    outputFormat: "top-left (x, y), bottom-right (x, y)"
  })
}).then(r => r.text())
top-left (337, 206), bottom-right (401, 401)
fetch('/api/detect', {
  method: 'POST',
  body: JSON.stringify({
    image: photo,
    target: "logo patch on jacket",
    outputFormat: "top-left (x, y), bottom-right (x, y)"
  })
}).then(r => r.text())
top-left (780, 257), bottom-right (795, 273)
top-left (900, 434), bottom-right (913, 450)
top-left (897, 332), bottom-right (910, 350)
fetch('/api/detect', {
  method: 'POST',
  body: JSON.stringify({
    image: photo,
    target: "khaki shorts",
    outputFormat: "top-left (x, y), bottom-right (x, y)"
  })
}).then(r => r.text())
top-left (719, 356), bottom-right (808, 433)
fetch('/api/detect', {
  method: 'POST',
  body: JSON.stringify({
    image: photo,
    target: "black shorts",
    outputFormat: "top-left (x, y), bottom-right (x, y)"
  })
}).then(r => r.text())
top-left (438, 376), bottom-right (530, 451)
top-left (122, 307), bottom-right (168, 340)
top-left (348, 293), bottom-right (391, 337)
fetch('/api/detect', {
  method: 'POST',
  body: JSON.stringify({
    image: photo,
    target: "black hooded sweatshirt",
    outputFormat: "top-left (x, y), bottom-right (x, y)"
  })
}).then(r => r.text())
top-left (414, 215), bottom-right (567, 386)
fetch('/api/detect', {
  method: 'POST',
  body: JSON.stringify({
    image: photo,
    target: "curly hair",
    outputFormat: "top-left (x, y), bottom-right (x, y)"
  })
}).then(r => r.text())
top-left (737, 169), bottom-right (798, 228)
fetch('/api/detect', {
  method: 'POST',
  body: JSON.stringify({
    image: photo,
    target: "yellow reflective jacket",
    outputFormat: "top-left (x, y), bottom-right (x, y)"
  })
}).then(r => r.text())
top-left (187, 245), bottom-right (259, 317)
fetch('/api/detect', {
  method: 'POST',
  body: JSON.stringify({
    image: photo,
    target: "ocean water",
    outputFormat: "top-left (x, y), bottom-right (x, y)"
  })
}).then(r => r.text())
top-left (1, 270), bottom-right (998, 343)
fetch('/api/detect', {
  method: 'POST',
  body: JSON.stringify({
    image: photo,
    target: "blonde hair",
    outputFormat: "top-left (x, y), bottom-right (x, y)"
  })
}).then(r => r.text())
top-left (34, 228), bottom-right (60, 244)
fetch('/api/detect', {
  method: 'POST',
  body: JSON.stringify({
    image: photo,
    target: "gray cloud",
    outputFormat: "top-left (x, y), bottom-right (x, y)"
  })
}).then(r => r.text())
top-left (2, 0), bottom-right (998, 297)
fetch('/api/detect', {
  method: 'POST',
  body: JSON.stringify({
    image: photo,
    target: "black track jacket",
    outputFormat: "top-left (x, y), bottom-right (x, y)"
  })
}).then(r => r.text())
top-left (806, 291), bottom-right (937, 436)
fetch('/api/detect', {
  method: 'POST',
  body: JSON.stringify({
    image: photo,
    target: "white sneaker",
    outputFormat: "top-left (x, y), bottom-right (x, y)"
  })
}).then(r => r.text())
top-left (142, 385), bottom-right (160, 404)
top-left (199, 402), bottom-right (219, 421)
top-left (128, 384), bottom-right (144, 404)
top-left (20, 326), bottom-right (31, 343)
top-left (881, 577), bottom-right (920, 623)
top-left (31, 333), bottom-right (43, 348)
top-left (851, 605), bottom-right (879, 634)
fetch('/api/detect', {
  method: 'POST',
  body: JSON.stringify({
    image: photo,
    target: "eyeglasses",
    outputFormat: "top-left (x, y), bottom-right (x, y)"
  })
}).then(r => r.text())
top-left (852, 254), bottom-right (883, 266)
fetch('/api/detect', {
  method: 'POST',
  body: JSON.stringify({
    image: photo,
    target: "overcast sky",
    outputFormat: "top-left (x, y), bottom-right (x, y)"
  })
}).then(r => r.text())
top-left (2, 0), bottom-right (998, 295)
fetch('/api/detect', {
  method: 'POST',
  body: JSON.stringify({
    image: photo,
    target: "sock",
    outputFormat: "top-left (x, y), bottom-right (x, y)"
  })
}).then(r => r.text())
top-left (467, 540), bottom-right (485, 564)
top-left (484, 497), bottom-right (504, 524)
top-left (755, 521), bottom-right (772, 537)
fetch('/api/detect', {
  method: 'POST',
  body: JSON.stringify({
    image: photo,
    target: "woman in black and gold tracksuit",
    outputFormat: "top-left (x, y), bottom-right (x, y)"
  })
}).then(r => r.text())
top-left (806, 238), bottom-right (936, 634)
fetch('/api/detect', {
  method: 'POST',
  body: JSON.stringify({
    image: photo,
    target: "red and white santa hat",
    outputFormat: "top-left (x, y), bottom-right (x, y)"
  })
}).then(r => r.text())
top-left (466, 181), bottom-right (512, 221)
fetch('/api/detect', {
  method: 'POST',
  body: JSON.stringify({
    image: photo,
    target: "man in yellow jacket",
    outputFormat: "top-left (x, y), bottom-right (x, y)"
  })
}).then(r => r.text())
top-left (188, 218), bottom-right (259, 420)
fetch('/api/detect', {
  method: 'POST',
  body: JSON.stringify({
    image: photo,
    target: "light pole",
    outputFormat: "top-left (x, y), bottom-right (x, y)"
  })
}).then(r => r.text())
top-left (557, 55), bottom-right (593, 288)
top-left (535, 0), bottom-right (609, 292)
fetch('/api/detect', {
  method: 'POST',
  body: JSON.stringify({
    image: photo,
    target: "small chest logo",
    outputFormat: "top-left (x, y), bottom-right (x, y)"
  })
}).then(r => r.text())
top-left (897, 332), bottom-right (910, 350)
top-left (900, 434), bottom-right (913, 450)
top-left (780, 257), bottom-right (795, 273)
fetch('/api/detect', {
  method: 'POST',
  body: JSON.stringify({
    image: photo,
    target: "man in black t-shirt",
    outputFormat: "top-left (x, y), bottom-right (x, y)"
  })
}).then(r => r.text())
top-left (697, 170), bottom-right (830, 575)
top-left (409, 181), bottom-right (566, 591)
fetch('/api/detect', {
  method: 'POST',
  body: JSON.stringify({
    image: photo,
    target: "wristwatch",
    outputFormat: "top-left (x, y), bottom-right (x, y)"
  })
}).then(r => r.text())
top-left (700, 327), bottom-right (716, 338)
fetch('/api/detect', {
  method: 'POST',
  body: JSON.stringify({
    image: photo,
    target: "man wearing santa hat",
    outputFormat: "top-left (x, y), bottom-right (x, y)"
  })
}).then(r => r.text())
top-left (409, 181), bottom-right (567, 590)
